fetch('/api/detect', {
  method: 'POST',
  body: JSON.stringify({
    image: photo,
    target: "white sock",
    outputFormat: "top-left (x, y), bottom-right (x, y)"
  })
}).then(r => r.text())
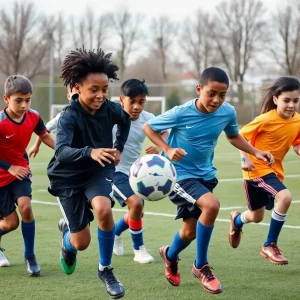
top-left (240, 212), bottom-right (249, 224)
top-left (98, 263), bottom-right (111, 271)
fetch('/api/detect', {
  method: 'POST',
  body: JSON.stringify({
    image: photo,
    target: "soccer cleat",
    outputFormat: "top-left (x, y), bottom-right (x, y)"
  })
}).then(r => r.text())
top-left (98, 267), bottom-right (125, 299)
top-left (260, 243), bottom-right (288, 265)
top-left (113, 235), bottom-right (124, 256)
top-left (228, 211), bottom-right (243, 248)
top-left (0, 247), bottom-right (10, 267)
top-left (159, 245), bottom-right (180, 286)
top-left (133, 245), bottom-right (155, 264)
top-left (25, 256), bottom-right (40, 276)
top-left (58, 218), bottom-right (77, 275)
top-left (192, 264), bottom-right (222, 294)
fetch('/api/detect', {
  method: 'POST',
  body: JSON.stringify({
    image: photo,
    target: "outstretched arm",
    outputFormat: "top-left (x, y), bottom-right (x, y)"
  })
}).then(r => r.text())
top-left (40, 132), bottom-right (55, 150)
top-left (226, 133), bottom-right (274, 166)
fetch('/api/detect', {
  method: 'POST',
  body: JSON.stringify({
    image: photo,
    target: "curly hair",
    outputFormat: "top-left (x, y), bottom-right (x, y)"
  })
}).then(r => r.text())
top-left (61, 47), bottom-right (119, 89)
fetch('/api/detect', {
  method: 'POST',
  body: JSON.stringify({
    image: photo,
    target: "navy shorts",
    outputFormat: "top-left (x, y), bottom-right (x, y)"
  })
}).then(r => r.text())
top-left (49, 174), bottom-right (114, 233)
top-left (169, 177), bottom-right (218, 220)
top-left (113, 172), bottom-right (135, 207)
top-left (0, 176), bottom-right (32, 217)
top-left (244, 173), bottom-right (286, 211)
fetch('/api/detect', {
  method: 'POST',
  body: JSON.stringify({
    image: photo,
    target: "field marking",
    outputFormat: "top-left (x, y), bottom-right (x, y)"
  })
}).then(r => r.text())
top-left (31, 200), bottom-right (300, 230)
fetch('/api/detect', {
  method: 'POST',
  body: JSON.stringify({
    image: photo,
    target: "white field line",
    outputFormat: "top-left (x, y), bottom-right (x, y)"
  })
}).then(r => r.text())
top-left (31, 200), bottom-right (300, 230)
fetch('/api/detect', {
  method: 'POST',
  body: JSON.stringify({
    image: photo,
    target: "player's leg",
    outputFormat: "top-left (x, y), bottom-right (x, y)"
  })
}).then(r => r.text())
top-left (88, 176), bottom-right (125, 299)
top-left (229, 178), bottom-right (268, 248)
top-left (55, 188), bottom-right (92, 275)
top-left (0, 184), bottom-right (19, 267)
top-left (14, 177), bottom-right (41, 276)
top-left (192, 190), bottom-right (222, 294)
top-left (126, 194), bottom-right (154, 263)
top-left (260, 176), bottom-right (290, 265)
top-left (174, 177), bottom-right (221, 294)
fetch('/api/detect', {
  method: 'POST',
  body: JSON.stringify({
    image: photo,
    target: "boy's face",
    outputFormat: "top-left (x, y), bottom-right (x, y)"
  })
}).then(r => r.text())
top-left (196, 81), bottom-right (228, 113)
top-left (3, 93), bottom-right (32, 117)
top-left (120, 94), bottom-right (146, 121)
top-left (75, 73), bottom-right (109, 114)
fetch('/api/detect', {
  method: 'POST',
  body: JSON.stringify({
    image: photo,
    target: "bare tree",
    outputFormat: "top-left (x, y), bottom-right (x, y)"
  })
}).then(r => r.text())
top-left (151, 16), bottom-right (178, 81)
top-left (54, 13), bottom-right (69, 67)
top-left (0, 2), bottom-right (51, 79)
top-left (70, 8), bottom-right (109, 50)
top-left (181, 10), bottom-right (217, 81)
top-left (213, 0), bottom-right (266, 103)
top-left (270, 4), bottom-right (300, 76)
top-left (109, 8), bottom-right (143, 80)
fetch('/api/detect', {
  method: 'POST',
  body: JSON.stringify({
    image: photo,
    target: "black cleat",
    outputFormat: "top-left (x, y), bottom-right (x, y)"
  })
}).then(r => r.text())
top-left (98, 267), bottom-right (125, 299)
top-left (25, 256), bottom-right (40, 276)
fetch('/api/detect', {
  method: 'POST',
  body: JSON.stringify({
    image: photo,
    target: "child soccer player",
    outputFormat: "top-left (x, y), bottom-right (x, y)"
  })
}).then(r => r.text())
top-left (228, 76), bottom-right (300, 265)
top-left (28, 86), bottom-right (77, 158)
top-left (0, 75), bottom-right (55, 274)
top-left (47, 48), bottom-right (131, 299)
top-left (113, 79), bottom-right (168, 263)
top-left (143, 67), bottom-right (274, 294)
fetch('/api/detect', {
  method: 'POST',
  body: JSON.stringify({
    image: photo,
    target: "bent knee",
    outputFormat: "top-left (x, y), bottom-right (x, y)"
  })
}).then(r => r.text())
top-left (181, 229), bottom-right (196, 241)
top-left (202, 197), bottom-right (220, 213)
top-left (276, 190), bottom-right (292, 207)
top-left (71, 238), bottom-right (90, 251)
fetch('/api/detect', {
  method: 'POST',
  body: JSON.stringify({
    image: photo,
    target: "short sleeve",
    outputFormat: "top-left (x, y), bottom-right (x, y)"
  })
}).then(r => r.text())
top-left (223, 108), bottom-right (239, 136)
top-left (239, 114), bottom-right (265, 141)
top-left (148, 106), bottom-right (179, 132)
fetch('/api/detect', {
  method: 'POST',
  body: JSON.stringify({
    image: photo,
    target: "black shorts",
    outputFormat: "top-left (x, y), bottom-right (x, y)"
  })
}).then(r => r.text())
top-left (169, 177), bottom-right (218, 220)
top-left (49, 174), bottom-right (114, 233)
top-left (244, 173), bottom-right (286, 211)
top-left (0, 176), bottom-right (32, 217)
top-left (113, 172), bottom-right (135, 207)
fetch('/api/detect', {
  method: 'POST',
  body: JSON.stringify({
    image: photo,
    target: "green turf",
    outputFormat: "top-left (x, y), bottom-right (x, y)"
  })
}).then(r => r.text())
top-left (0, 136), bottom-right (299, 299)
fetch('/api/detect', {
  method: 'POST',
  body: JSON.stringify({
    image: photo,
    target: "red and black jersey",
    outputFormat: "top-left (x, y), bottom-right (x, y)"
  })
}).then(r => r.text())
top-left (0, 108), bottom-right (47, 187)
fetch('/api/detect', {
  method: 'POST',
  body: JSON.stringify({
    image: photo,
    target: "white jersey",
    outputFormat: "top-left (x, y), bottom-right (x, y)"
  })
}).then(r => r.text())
top-left (46, 112), bottom-right (62, 133)
top-left (114, 110), bottom-right (154, 175)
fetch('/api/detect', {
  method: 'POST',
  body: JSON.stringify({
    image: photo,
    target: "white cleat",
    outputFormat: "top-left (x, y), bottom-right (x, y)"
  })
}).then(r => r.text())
top-left (133, 245), bottom-right (155, 264)
top-left (113, 235), bottom-right (124, 256)
top-left (0, 248), bottom-right (10, 267)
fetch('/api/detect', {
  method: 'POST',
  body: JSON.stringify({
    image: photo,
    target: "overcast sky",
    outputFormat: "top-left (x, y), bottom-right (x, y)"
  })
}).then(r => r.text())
top-left (0, 0), bottom-right (284, 19)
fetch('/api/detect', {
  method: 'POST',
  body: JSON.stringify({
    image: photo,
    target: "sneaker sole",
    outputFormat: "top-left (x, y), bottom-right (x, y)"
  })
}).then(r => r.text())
top-left (109, 291), bottom-right (125, 299)
top-left (29, 272), bottom-right (40, 277)
top-left (260, 251), bottom-right (288, 265)
top-left (133, 257), bottom-right (155, 264)
top-left (192, 272), bottom-right (222, 294)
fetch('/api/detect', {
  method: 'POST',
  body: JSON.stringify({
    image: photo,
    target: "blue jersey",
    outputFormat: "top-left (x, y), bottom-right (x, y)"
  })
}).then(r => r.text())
top-left (148, 99), bottom-right (239, 181)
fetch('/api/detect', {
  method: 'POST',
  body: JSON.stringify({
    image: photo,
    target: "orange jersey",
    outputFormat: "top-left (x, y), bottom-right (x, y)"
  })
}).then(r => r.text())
top-left (240, 109), bottom-right (300, 181)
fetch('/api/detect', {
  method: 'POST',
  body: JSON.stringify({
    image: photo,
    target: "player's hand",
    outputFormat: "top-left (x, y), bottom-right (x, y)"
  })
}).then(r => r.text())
top-left (8, 165), bottom-right (29, 180)
top-left (145, 146), bottom-right (160, 154)
top-left (28, 145), bottom-right (40, 158)
top-left (254, 150), bottom-right (274, 166)
top-left (114, 149), bottom-right (121, 166)
top-left (90, 148), bottom-right (117, 167)
top-left (241, 157), bottom-right (255, 171)
top-left (166, 147), bottom-right (187, 162)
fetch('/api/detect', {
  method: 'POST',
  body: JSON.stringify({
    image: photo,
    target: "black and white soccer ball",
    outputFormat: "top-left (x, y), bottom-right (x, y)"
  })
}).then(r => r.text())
top-left (129, 154), bottom-right (177, 201)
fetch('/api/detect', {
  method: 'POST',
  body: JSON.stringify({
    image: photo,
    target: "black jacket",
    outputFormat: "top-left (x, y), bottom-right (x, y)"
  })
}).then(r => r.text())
top-left (47, 96), bottom-right (131, 189)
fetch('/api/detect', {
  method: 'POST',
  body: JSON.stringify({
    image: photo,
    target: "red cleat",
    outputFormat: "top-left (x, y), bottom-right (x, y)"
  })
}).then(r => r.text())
top-left (159, 245), bottom-right (180, 286)
top-left (192, 264), bottom-right (222, 294)
top-left (260, 243), bottom-right (288, 265)
top-left (228, 211), bottom-right (243, 248)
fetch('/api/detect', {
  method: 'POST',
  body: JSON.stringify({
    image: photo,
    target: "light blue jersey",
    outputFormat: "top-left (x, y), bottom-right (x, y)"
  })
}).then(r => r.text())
top-left (148, 99), bottom-right (239, 181)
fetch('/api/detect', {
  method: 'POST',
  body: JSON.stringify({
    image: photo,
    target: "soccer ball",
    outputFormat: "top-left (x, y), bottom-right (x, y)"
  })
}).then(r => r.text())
top-left (129, 154), bottom-right (177, 201)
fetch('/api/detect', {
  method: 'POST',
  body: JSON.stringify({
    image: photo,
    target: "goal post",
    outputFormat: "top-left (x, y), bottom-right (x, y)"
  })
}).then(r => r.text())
top-left (50, 97), bottom-right (166, 120)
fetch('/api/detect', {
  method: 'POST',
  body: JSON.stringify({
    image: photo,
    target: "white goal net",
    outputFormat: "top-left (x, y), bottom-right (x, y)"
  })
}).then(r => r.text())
top-left (50, 96), bottom-right (166, 120)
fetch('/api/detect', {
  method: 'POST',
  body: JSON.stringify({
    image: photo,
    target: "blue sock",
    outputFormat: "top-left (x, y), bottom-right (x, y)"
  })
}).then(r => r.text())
top-left (21, 220), bottom-right (35, 258)
top-left (264, 210), bottom-right (286, 246)
top-left (115, 216), bottom-right (129, 236)
top-left (0, 229), bottom-right (8, 237)
top-left (63, 230), bottom-right (77, 253)
top-left (195, 221), bottom-right (214, 269)
top-left (234, 213), bottom-right (244, 228)
top-left (167, 231), bottom-right (191, 261)
top-left (98, 227), bottom-right (115, 267)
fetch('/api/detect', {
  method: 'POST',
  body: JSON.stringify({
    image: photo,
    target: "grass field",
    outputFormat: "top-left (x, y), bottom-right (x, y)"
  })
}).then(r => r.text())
top-left (1, 136), bottom-right (300, 300)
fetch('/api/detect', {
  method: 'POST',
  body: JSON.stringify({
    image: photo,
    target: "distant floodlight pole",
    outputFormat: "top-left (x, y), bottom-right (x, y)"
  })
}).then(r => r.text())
top-left (49, 31), bottom-right (54, 121)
